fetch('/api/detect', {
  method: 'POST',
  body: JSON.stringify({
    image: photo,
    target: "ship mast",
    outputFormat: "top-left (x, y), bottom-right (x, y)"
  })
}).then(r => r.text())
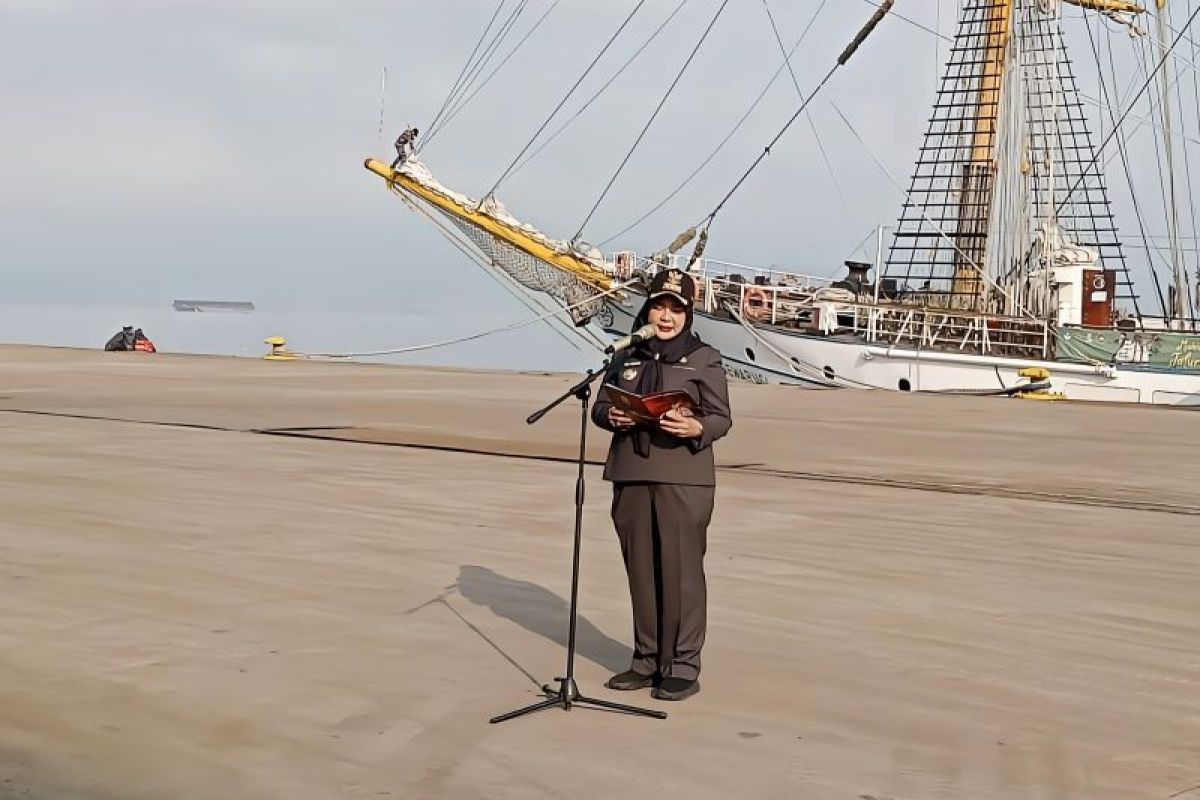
top-left (951, 0), bottom-right (1011, 311)
top-left (885, 0), bottom-right (1141, 322)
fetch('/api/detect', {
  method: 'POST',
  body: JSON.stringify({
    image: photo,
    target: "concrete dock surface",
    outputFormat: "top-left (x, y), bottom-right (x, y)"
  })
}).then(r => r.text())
top-left (0, 344), bottom-right (1197, 799)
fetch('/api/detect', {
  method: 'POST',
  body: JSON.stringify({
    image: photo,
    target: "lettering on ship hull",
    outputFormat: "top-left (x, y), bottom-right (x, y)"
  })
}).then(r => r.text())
top-left (1167, 338), bottom-right (1200, 370)
top-left (723, 363), bottom-right (769, 384)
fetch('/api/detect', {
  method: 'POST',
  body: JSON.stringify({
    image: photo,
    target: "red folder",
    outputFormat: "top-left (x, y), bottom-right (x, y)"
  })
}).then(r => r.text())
top-left (602, 385), bottom-right (696, 425)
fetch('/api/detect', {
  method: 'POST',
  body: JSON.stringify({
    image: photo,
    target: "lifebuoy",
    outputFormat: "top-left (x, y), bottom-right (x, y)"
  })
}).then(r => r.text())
top-left (741, 286), bottom-right (770, 322)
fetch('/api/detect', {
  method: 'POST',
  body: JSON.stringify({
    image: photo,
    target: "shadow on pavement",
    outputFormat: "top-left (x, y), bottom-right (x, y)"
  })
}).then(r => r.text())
top-left (456, 565), bottom-right (630, 674)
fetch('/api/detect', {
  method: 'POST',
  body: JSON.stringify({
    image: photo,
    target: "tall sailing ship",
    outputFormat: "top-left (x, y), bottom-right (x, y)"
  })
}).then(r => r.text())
top-left (366, 0), bottom-right (1200, 405)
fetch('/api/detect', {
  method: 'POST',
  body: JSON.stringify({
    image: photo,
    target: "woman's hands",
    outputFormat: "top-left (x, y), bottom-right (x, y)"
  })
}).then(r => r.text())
top-left (607, 407), bottom-right (637, 430)
top-left (659, 406), bottom-right (703, 439)
top-left (608, 405), bottom-right (703, 439)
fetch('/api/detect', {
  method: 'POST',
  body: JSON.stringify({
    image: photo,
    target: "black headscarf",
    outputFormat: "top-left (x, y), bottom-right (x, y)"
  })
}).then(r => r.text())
top-left (626, 296), bottom-right (705, 457)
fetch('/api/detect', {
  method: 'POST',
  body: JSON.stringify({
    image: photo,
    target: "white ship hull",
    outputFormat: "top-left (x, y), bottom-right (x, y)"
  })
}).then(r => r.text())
top-left (602, 297), bottom-right (1200, 406)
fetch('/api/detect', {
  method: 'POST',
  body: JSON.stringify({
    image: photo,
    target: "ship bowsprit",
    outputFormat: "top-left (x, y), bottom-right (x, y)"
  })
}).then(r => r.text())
top-left (364, 158), bottom-right (618, 327)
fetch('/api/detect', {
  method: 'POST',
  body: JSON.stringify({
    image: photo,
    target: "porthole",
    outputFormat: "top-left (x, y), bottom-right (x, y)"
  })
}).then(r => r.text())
top-left (898, 378), bottom-right (912, 391)
top-left (745, 348), bottom-right (756, 362)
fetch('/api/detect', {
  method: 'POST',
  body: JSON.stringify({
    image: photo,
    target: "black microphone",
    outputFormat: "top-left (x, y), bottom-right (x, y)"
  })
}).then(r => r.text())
top-left (604, 323), bottom-right (656, 355)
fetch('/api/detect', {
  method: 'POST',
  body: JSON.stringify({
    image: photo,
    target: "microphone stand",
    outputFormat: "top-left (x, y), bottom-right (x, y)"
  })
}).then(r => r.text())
top-left (489, 360), bottom-right (666, 724)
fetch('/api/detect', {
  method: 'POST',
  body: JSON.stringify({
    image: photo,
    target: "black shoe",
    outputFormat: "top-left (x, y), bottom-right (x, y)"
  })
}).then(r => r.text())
top-left (605, 670), bottom-right (655, 691)
top-left (651, 677), bottom-right (699, 701)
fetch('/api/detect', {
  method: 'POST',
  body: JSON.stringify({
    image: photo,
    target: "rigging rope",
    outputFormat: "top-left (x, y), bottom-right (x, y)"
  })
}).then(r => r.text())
top-left (424, 0), bottom-right (562, 149)
top-left (293, 286), bottom-right (620, 360)
top-left (507, 0), bottom-right (690, 180)
top-left (1151, 4), bottom-right (1190, 320)
top-left (377, 67), bottom-right (387, 145)
top-left (698, 2), bottom-right (893, 234)
top-left (1056, 1), bottom-right (1200, 217)
top-left (880, 1), bottom-right (1200, 148)
top-left (1149, 14), bottom-right (1200, 75)
top-left (868, 0), bottom-right (1196, 322)
top-left (829, 100), bottom-right (1038, 321)
top-left (572, 0), bottom-right (733, 244)
top-left (425, 0), bottom-right (532, 146)
top-left (861, 1), bottom-right (944, 43)
top-left (844, 225), bottom-right (887, 270)
top-left (482, 0), bottom-right (648, 202)
top-left (390, 187), bottom-right (598, 353)
top-left (424, 1), bottom-right (508, 143)
top-left (760, 0), bottom-right (848, 210)
top-left (1187, 0), bottom-right (1200, 314)
top-left (1100, 38), bottom-right (1198, 174)
top-left (1167, 1), bottom-right (1200, 319)
top-left (1084, 8), bottom-right (1160, 320)
top-left (1133, 14), bottom-right (1189, 318)
top-left (598, 0), bottom-right (830, 246)
top-left (296, 188), bottom-right (631, 360)
top-left (933, 0), bottom-right (942, 88)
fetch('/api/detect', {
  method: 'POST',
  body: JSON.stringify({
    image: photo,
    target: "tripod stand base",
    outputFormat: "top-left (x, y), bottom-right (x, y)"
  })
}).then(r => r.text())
top-left (489, 676), bottom-right (668, 724)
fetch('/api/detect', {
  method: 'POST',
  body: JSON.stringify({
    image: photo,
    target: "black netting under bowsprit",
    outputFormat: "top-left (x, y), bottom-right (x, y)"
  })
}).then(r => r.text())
top-left (438, 209), bottom-right (605, 325)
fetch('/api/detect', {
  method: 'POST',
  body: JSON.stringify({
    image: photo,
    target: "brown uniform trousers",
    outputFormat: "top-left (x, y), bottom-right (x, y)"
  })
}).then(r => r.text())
top-left (592, 343), bottom-right (732, 681)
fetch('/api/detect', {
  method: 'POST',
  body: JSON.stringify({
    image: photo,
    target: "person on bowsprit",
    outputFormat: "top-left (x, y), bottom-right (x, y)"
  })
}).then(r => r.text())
top-left (390, 126), bottom-right (419, 169)
top-left (591, 269), bottom-right (732, 702)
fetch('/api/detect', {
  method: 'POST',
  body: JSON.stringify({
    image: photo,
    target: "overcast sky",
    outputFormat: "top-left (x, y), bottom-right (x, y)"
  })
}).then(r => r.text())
top-left (0, 1), bottom-right (1177, 320)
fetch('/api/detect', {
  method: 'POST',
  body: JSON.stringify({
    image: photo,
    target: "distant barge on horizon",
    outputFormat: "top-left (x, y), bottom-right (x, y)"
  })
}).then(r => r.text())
top-left (173, 300), bottom-right (256, 313)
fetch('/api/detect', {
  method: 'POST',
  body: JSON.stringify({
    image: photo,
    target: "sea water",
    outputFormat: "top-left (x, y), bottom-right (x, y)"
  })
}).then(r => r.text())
top-left (0, 302), bottom-right (596, 374)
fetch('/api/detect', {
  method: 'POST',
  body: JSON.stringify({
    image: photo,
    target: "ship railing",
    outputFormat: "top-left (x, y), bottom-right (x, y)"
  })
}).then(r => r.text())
top-left (846, 303), bottom-right (1051, 359)
top-left (615, 251), bottom-right (832, 324)
top-left (610, 250), bottom-right (1052, 357)
top-left (702, 278), bottom-right (823, 325)
top-left (704, 284), bottom-right (1051, 359)
top-left (683, 257), bottom-right (836, 291)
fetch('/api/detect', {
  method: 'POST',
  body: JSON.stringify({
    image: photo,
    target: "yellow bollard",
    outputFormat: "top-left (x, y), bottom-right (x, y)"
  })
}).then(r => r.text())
top-left (264, 336), bottom-right (298, 360)
top-left (1014, 366), bottom-right (1065, 401)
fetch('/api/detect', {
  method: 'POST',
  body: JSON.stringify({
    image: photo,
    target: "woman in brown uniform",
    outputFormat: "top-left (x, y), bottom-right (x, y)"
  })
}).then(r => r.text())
top-left (591, 269), bottom-right (732, 701)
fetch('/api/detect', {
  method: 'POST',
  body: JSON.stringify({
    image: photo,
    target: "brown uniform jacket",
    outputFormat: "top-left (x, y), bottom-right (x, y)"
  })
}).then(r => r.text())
top-left (591, 343), bottom-right (732, 486)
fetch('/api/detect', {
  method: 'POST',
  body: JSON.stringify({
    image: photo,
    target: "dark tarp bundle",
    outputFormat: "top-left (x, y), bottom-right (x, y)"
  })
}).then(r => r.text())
top-left (104, 327), bottom-right (135, 351)
top-left (104, 326), bottom-right (156, 353)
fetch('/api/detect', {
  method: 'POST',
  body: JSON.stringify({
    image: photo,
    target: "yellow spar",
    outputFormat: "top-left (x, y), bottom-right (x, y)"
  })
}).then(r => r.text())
top-left (1062, 0), bottom-right (1146, 12)
top-left (363, 158), bottom-right (615, 293)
